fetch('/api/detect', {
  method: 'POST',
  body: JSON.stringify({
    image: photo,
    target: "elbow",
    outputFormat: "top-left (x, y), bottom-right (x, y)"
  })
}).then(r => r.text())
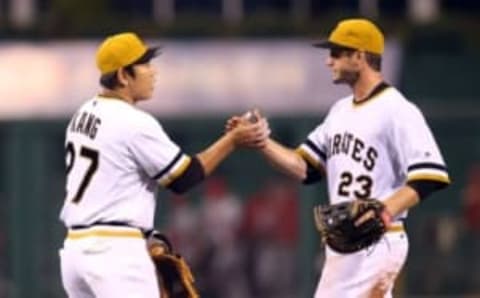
top-left (300, 162), bottom-right (324, 185)
top-left (170, 184), bottom-right (194, 195)
top-left (284, 156), bottom-right (307, 181)
top-left (407, 179), bottom-right (450, 201)
top-left (166, 156), bottom-right (206, 195)
top-left (295, 169), bottom-right (308, 182)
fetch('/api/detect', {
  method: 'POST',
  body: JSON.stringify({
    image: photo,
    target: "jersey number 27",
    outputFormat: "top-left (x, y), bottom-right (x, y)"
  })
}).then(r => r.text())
top-left (65, 141), bottom-right (99, 203)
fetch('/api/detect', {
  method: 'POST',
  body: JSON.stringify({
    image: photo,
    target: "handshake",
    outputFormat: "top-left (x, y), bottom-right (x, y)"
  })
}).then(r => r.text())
top-left (225, 109), bottom-right (271, 149)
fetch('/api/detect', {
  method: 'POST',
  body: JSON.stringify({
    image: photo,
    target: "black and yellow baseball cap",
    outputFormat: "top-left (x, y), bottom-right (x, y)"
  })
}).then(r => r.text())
top-left (314, 18), bottom-right (384, 55)
top-left (96, 32), bottom-right (160, 75)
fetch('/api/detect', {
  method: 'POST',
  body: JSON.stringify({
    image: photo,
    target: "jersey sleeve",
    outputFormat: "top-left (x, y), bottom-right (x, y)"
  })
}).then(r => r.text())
top-left (391, 102), bottom-right (450, 184)
top-left (129, 114), bottom-right (192, 187)
top-left (296, 122), bottom-right (328, 171)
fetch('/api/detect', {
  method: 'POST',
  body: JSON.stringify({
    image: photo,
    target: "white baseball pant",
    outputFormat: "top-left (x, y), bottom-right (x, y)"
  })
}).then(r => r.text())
top-left (59, 226), bottom-right (160, 298)
top-left (314, 224), bottom-right (408, 298)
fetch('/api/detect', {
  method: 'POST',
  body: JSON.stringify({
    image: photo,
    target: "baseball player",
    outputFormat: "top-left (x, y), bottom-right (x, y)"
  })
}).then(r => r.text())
top-left (58, 32), bottom-right (268, 298)
top-left (230, 19), bottom-right (450, 297)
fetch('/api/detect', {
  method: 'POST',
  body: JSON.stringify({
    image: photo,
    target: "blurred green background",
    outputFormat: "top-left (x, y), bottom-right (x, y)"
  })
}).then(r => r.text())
top-left (1, 1), bottom-right (480, 297)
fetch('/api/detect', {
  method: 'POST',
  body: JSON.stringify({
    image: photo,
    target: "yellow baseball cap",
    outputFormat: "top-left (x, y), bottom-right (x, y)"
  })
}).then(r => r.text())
top-left (96, 32), bottom-right (160, 75)
top-left (314, 18), bottom-right (384, 55)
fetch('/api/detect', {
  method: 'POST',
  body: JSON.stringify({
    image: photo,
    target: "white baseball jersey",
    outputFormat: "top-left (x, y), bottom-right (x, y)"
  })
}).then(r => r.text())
top-left (298, 84), bottom-right (450, 219)
top-left (300, 83), bottom-right (449, 298)
top-left (60, 95), bottom-right (191, 230)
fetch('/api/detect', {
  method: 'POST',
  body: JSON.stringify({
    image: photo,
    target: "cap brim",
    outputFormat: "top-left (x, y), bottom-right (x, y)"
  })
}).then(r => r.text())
top-left (312, 41), bottom-right (358, 52)
top-left (134, 46), bottom-right (161, 64)
top-left (312, 39), bottom-right (334, 48)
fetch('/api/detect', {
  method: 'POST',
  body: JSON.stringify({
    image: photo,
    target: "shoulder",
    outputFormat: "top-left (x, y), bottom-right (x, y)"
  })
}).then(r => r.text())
top-left (309, 95), bottom-right (352, 134)
top-left (74, 97), bottom-right (96, 112)
top-left (129, 106), bottom-right (159, 125)
top-left (100, 101), bottom-right (161, 128)
top-left (380, 88), bottom-right (430, 133)
top-left (382, 87), bottom-right (424, 117)
top-left (127, 107), bottom-right (164, 134)
top-left (99, 100), bottom-right (165, 136)
top-left (328, 95), bottom-right (353, 115)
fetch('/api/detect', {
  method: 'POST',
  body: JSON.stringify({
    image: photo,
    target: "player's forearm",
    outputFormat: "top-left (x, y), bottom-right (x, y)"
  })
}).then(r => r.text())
top-left (260, 138), bottom-right (307, 181)
top-left (196, 133), bottom-right (236, 176)
top-left (383, 185), bottom-right (420, 218)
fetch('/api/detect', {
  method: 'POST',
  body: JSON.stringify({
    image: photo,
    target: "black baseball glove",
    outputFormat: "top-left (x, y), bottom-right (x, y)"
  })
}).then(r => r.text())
top-left (147, 230), bottom-right (199, 298)
top-left (313, 198), bottom-right (390, 254)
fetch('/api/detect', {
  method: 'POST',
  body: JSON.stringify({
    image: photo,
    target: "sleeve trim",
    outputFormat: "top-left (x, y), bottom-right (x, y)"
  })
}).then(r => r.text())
top-left (296, 147), bottom-right (323, 170)
top-left (159, 156), bottom-right (192, 187)
top-left (305, 139), bottom-right (327, 161)
top-left (165, 156), bottom-right (206, 193)
top-left (407, 174), bottom-right (450, 184)
top-left (408, 162), bottom-right (447, 172)
top-left (153, 150), bottom-right (183, 180)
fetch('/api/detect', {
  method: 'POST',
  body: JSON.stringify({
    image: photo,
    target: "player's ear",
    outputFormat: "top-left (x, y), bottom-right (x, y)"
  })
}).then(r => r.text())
top-left (355, 51), bottom-right (368, 67)
top-left (116, 68), bottom-right (129, 87)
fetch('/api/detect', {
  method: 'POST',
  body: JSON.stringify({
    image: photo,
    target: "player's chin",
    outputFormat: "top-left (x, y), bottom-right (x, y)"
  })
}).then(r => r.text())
top-left (143, 89), bottom-right (155, 100)
top-left (331, 73), bottom-right (342, 84)
top-left (136, 93), bottom-right (153, 102)
top-left (332, 74), bottom-right (351, 85)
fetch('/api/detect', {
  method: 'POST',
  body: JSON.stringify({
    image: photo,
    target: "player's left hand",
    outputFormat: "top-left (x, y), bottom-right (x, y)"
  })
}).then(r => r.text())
top-left (314, 198), bottom-right (391, 254)
top-left (354, 208), bottom-right (392, 228)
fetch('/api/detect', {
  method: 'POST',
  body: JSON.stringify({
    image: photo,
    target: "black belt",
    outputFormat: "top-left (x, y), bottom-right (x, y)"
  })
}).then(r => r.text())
top-left (70, 221), bottom-right (152, 237)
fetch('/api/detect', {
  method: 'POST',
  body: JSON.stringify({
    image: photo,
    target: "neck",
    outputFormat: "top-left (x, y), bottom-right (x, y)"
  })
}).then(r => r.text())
top-left (99, 88), bottom-right (135, 105)
top-left (352, 71), bottom-right (383, 102)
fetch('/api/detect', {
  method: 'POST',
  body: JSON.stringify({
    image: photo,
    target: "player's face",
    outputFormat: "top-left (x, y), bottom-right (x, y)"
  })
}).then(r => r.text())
top-left (129, 62), bottom-right (157, 102)
top-left (326, 47), bottom-right (361, 86)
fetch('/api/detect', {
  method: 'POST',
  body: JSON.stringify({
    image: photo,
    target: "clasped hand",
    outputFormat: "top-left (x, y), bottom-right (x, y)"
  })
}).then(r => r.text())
top-left (225, 109), bottom-right (271, 149)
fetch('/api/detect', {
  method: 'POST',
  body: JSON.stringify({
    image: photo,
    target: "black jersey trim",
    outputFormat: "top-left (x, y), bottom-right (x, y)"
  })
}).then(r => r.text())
top-left (407, 162), bottom-right (447, 172)
top-left (167, 156), bottom-right (206, 194)
top-left (305, 139), bottom-right (327, 161)
top-left (302, 163), bottom-right (324, 185)
top-left (353, 82), bottom-right (390, 105)
top-left (407, 179), bottom-right (449, 201)
top-left (70, 221), bottom-right (132, 230)
top-left (153, 150), bottom-right (183, 180)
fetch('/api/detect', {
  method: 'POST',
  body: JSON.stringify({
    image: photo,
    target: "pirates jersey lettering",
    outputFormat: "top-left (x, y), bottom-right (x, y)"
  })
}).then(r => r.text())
top-left (327, 132), bottom-right (378, 172)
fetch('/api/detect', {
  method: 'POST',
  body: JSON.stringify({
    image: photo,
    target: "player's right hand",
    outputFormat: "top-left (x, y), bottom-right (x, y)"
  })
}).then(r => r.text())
top-left (225, 109), bottom-right (261, 132)
top-left (227, 110), bottom-right (270, 149)
top-left (225, 116), bottom-right (243, 133)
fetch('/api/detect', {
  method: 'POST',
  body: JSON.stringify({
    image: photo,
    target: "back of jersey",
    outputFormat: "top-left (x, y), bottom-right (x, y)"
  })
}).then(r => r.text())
top-left (60, 96), bottom-right (178, 229)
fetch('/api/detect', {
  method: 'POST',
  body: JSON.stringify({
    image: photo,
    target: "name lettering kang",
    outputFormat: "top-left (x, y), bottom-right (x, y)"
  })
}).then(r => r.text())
top-left (327, 132), bottom-right (378, 171)
top-left (69, 111), bottom-right (102, 140)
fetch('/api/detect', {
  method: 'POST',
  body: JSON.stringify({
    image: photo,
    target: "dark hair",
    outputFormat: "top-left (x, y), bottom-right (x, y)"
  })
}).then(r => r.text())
top-left (330, 46), bottom-right (382, 71)
top-left (99, 65), bottom-right (135, 89)
top-left (99, 47), bottom-right (160, 89)
top-left (365, 52), bottom-right (382, 71)
top-left (329, 46), bottom-right (356, 59)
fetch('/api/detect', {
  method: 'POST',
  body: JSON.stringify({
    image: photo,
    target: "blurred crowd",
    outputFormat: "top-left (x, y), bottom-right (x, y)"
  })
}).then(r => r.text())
top-left (164, 176), bottom-right (300, 298)
top-left (395, 162), bottom-right (480, 296)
